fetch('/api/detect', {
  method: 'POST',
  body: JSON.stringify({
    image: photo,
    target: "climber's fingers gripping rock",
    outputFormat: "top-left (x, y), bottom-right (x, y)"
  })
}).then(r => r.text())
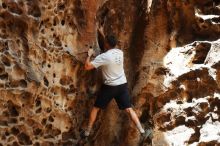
top-left (88, 49), bottom-right (95, 57)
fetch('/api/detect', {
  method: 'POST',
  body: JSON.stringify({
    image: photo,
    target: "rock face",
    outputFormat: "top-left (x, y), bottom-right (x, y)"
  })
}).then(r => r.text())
top-left (0, 0), bottom-right (219, 146)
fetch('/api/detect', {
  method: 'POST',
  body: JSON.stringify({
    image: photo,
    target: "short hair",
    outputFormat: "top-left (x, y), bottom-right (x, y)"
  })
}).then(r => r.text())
top-left (105, 35), bottom-right (117, 48)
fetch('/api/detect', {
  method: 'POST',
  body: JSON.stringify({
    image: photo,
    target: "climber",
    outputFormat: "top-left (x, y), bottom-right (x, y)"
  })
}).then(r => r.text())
top-left (82, 28), bottom-right (152, 140)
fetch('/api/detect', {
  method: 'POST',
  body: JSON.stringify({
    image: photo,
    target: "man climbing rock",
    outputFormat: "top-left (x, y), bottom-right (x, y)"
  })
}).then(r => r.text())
top-left (82, 28), bottom-right (151, 141)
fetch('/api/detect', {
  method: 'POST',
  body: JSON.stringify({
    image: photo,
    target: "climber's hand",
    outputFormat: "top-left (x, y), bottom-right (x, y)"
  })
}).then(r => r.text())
top-left (88, 49), bottom-right (94, 57)
top-left (98, 26), bottom-right (104, 36)
top-left (98, 26), bottom-right (104, 32)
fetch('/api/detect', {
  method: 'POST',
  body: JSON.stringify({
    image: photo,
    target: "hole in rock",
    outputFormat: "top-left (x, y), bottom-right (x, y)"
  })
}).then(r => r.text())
top-left (48, 116), bottom-right (54, 122)
top-left (53, 19), bottom-right (57, 26)
top-left (5, 131), bottom-right (9, 136)
top-left (176, 100), bottom-right (183, 104)
top-left (12, 142), bottom-right (19, 146)
top-left (45, 124), bottom-right (52, 129)
top-left (8, 104), bottom-right (19, 117)
top-left (41, 118), bottom-right (47, 125)
top-left (58, 3), bottom-right (65, 10)
top-left (175, 116), bottom-right (186, 126)
top-left (46, 108), bottom-right (52, 113)
top-left (155, 67), bottom-right (168, 76)
top-left (41, 29), bottom-right (45, 34)
top-left (0, 73), bottom-right (8, 80)
top-left (185, 119), bottom-right (197, 127)
top-left (54, 37), bottom-right (62, 46)
top-left (19, 79), bottom-right (27, 88)
top-left (199, 18), bottom-right (204, 23)
top-left (51, 128), bottom-right (61, 137)
top-left (11, 127), bottom-right (20, 135)
top-left (41, 40), bottom-right (46, 48)
top-left (212, 17), bottom-right (220, 23)
top-left (2, 56), bottom-right (11, 66)
top-left (16, 39), bottom-right (20, 44)
top-left (69, 84), bottom-right (74, 89)
top-left (68, 86), bottom-right (76, 94)
top-left (19, 117), bottom-right (25, 121)
top-left (17, 132), bottom-right (32, 145)
top-left (61, 20), bottom-right (65, 25)
top-left (2, 3), bottom-right (7, 9)
top-left (35, 108), bottom-right (42, 113)
top-left (33, 128), bottom-right (42, 135)
top-left (43, 76), bottom-right (49, 87)
top-left (192, 43), bottom-right (211, 64)
top-left (35, 98), bottom-right (41, 107)
top-left (40, 21), bottom-right (44, 26)
top-left (187, 96), bottom-right (193, 102)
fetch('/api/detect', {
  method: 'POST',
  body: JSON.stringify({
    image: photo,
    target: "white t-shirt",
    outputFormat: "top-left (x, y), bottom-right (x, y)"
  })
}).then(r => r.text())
top-left (91, 48), bottom-right (127, 86)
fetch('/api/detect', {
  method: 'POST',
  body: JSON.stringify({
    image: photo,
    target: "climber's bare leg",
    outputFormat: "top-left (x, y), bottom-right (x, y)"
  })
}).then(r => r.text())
top-left (84, 106), bottom-right (100, 136)
top-left (125, 108), bottom-right (145, 133)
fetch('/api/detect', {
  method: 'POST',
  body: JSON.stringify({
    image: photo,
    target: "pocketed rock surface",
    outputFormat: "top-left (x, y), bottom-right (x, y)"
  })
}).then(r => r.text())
top-left (0, 0), bottom-right (219, 146)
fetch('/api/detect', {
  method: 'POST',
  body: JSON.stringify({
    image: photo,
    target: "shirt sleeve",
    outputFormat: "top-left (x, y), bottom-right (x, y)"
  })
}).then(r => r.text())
top-left (91, 53), bottom-right (110, 68)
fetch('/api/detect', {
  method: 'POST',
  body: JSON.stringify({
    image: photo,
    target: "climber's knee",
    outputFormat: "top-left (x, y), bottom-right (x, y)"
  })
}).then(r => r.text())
top-left (125, 108), bottom-right (132, 114)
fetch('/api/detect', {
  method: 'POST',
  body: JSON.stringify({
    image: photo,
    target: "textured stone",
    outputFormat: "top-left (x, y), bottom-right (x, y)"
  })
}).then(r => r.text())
top-left (0, 0), bottom-right (219, 146)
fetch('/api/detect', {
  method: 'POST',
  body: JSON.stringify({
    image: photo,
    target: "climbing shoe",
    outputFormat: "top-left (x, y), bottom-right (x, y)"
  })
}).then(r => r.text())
top-left (140, 129), bottom-right (153, 141)
top-left (80, 130), bottom-right (89, 139)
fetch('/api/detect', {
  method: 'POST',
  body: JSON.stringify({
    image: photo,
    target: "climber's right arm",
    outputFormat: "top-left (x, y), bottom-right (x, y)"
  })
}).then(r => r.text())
top-left (84, 55), bottom-right (95, 70)
top-left (85, 49), bottom-right (96, 70)
top-left (85, 50), bottom-right (109, 71)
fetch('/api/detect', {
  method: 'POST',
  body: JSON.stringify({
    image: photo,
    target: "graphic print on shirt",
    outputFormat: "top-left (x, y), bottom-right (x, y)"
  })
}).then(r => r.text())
top-left (113, 52), bottom-right (122, 65)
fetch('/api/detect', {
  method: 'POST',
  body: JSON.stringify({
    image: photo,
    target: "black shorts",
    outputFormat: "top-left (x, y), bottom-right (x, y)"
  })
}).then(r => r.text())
top-left (94, 83), bottom-right (132, 110)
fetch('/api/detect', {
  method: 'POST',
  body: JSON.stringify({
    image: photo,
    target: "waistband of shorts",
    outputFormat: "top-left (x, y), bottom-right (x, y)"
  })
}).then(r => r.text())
top-left (103, 82), bottom-right (127, 87)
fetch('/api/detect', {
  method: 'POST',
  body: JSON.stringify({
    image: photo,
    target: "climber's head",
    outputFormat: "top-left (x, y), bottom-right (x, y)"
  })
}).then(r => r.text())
top-left (104, 35), bottom-right (117, 50)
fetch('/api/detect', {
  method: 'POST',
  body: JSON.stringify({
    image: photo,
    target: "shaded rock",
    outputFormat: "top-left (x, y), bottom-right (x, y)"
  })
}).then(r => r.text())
top-left (17, 132), bottom-right (32, 145)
